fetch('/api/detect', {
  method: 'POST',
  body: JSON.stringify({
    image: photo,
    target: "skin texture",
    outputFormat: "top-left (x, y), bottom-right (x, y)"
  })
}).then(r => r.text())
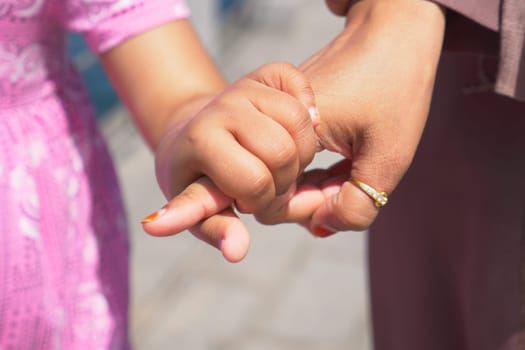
top-left (149, 63), bottom-right (318, 263)
top-left (106, 0), bottom-right (446, 263)
top-left (100, 20), bottom-right (318, 262)
top-left (100, 20), bottom-right (227, 149)
top-left (292, 0), bottom-right (446, 232)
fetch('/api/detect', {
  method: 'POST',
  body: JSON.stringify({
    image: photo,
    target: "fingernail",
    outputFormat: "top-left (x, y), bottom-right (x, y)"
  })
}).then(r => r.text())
top-left (311, 225), bottom-right (337, 238)
top-left (308, 106), bottom-right (321, 127)
top-left (141, 207), bottom-right (167, 224)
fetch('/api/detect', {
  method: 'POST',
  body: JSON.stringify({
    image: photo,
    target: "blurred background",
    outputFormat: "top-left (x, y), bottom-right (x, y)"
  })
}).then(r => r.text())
top-left (71, 1), bottom-right (372, 349)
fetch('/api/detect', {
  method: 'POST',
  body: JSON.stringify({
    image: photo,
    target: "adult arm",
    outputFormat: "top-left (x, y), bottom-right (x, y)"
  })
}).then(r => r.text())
top-left (327, 0), bottom-right (525, 101)
top-left (255, 0), bottom-right (446, 233)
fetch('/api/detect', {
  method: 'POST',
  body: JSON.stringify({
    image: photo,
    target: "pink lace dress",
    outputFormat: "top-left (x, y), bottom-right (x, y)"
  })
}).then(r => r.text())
top-left (0, 1), bottom-right (189, 348)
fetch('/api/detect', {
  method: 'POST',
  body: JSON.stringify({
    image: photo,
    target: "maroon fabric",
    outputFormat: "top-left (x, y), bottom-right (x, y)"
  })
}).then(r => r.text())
top-left (369, 52), bottom-right (525, 350)
top-left (338, 0), bottom-right (525, 100)
top-left (496, 0), bottom-right (525, 101)
top-left (433, 0), bottom-right (525, 101)
top-left (436, 0), bottom-right (500, 30)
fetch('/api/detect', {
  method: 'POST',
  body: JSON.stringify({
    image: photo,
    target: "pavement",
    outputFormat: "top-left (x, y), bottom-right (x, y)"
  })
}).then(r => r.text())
top-left (101, 2), bottom-right (373, 349)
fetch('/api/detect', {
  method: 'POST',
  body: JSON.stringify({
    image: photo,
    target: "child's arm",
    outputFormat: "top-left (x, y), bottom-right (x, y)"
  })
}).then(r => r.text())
top-left (99, 20), bottom-right (226, 149)
top-left (99, 19), bottom-right (319, 262)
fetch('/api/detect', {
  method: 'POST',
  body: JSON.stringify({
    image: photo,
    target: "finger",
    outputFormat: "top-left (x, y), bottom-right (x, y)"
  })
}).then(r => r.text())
top-left (254, 182), bottom-right (326, 225)
top-left (253, 160), bottom-right (346, 224)
top-left (224, 84), bottom-right (317, 195)
top-left (247, 62), bottom-right (320, 126)
top-left (235, 79), bottom-right (318, 176)
top-left (160, 63), bottom-right (319, 208)
top-left (310, 155), bottom-right (400, 235)
top-left (201, 130), bottom-right (276, 213)
top-left (190, 207), bottom-right (250, 263)
top-left (310, 181), bottom-right (376, 236)
top-left (254, 162), bottom-right (348, 225)
top-left (142, 176), bottom-right (250, 262)
top-left (142, 178), bottom-right (249, 263)
top-left (166, 101), bottom-right (305, 210)
top-left (141, 177), bottom-right (232, 236)
top-left (169, 125), bottom-right (278, 213)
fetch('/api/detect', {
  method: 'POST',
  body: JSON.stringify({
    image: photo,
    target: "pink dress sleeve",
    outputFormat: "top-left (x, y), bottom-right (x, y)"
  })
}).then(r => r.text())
top-left (57, 0), bottom-right (191, 53)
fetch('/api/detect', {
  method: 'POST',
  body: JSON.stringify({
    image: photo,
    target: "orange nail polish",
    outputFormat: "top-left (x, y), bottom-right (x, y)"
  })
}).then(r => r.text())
top-left (312, 225), bottom-right (337, 238)
top-left (141, 208), bottom-right (167, 224)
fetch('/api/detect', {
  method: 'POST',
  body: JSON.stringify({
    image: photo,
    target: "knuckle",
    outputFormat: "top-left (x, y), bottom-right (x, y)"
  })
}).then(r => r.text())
top-left (271, 140), bottom-right (298, 170)
top-left (289, 112), bottom-right (316, 168)
top-left (249, 173), bottom-right (273, 199)
top-left (236, 174), bottom-right (274, 213)
top-left (270, 145), bottom-right (299, 196)
top-left (277, 61), bottom-right (299, 73)
top-left (299, 84), bottom-right (315, 99)
top-left (250, 61), bottom-right (281, 78)
top-left (289, 101), bottom-right (309, 122)
top-left (264, 61), bottom-right (296, 73)
top-left (252, 61), bottom-right (303, 89)
top-left (184, 126), bottom-right (213, 162)
top-left (281, 64), bottom-right (308, 87)
top-left (186, 115), bottom-right (212, 139)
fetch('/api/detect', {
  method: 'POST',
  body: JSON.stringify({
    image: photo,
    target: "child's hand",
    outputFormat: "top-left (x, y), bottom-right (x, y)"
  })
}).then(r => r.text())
top-left (142, 62), bottom-right (320, 262)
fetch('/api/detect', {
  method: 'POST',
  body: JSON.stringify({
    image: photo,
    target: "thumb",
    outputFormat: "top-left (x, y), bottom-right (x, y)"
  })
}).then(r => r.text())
top-left (309, 150), bottom-right (404, 236)
top-left (248, 62), bottom-right (320, 126)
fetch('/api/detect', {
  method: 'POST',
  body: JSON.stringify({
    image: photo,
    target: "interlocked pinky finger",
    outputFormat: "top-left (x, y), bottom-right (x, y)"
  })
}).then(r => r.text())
top-left (190, 207), bottom-right (250, 263)
top-left (141, 177), bottom-right (232, 237)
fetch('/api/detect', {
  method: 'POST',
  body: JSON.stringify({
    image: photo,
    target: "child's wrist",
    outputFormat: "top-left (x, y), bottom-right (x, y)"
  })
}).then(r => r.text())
top-left (153, 93), bottom-right (218, 199)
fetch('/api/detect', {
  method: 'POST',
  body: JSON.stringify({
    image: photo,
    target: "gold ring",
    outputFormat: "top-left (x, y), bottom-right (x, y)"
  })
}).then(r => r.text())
top-left (350, 178), bottom-right (388, 208)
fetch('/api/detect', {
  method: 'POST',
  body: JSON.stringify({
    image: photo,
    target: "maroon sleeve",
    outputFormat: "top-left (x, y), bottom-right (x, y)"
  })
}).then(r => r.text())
top-left (435, 0), bottom-right (525, 101)
top-left (434, 0), bottom-right (500, 31)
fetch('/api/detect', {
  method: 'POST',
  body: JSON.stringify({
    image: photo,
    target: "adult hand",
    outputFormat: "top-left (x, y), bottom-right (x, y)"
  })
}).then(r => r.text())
top-left (256, 0), bottom-right (446, 235)
top-left (142, 0), bottom-right (446, 262)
